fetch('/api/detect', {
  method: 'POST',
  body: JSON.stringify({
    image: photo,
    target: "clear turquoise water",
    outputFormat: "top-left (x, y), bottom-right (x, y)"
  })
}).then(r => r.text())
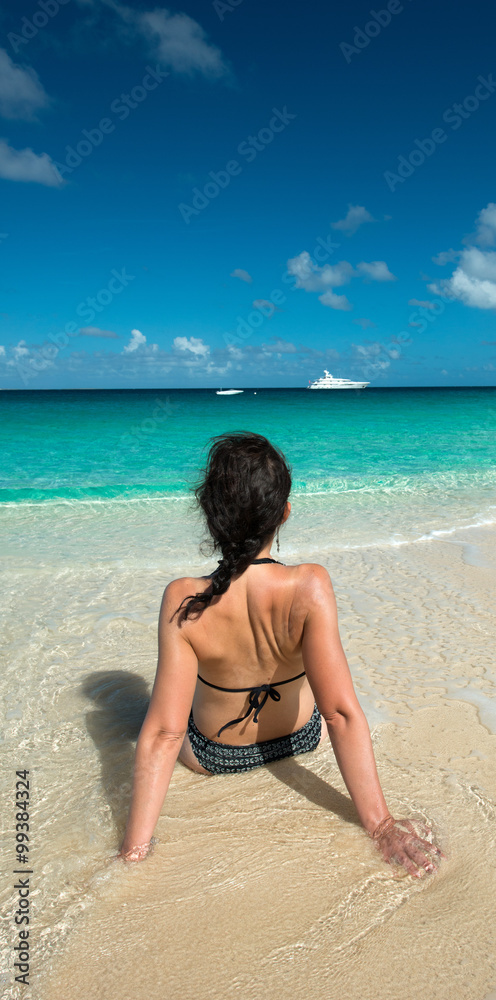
top-left (1, 387), bottom-right (495, 505)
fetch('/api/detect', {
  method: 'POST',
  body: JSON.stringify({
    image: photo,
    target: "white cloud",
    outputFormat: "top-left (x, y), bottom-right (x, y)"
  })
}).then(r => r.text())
top-left (80, 326), bottom-right (120, 338)
top-left (287, 251), bottom-right (395, 311)
top-left (464, 202), bottom-right (496, 248)
top-left (430, 268), bottom-right (496, 310)
top-left (356, 260), bottom-right (396, 282)
top-left (0, 345), bottom-right (5, 356)
top-left (13, 340), bottom-right (29, 358)
top-left (137, 9), bottom-right (229, 77)
top-left (0, 139), bottom-right (63, 186)
top-left (428, 246), bottom-right (496, 311)
top-left (331, 204), bottom-right (375, 236)
top-left (318, 290), bottom-right (352, 311)
top-left (427, 204), bottom-right (496, 312)
top-left (287, 252), bottom-right (354, 291)
top-left (123, 328), bottom-right (147, 353)
top-left (0, 49), bottom-right (50, 121)
top-left (173, 335), bottom-right (209, 356)
top-left (230, 268), bottom-right (252, 283)
top-left (459, 246), bottom-right (496, 283)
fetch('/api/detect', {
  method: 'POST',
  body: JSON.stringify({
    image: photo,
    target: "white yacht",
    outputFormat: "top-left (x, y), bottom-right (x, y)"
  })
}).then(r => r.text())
top-left (215, 388), bottom-right (244, 395)
top-left (308, 369), bottom-right (369, 389)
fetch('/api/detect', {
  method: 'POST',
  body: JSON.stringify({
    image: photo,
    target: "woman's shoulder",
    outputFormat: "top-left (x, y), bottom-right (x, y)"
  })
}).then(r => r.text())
top-left (160, 563), bottom-right (333, 612)
top-left (288, 561), bottom-right (335, 605)
top-left (290, 561), bottom-right (332, 582)
top-left (159, 574), bottom-right (209, 615)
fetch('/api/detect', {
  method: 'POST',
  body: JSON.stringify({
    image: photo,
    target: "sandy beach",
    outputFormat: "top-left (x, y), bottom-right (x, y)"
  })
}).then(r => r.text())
top-left (2, 512), bottom-right (495, 1000)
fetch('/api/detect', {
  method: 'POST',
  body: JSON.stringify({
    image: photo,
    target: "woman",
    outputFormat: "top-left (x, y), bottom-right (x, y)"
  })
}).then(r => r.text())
top-left (117, 432), bottom-right (443, 875)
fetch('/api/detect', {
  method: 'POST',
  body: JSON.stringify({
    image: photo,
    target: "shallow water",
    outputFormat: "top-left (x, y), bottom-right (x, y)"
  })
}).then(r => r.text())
top-left (1, 388), bottom-right (496, 999)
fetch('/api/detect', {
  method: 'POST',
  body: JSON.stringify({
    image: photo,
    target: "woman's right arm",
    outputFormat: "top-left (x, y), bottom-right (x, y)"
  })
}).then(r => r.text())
top-left (300, 564), bottom-right (443, 876)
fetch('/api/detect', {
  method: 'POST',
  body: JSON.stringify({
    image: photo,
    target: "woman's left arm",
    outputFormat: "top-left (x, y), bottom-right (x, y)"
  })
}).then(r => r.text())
top-left (116, 582), bottom-right (198, 860)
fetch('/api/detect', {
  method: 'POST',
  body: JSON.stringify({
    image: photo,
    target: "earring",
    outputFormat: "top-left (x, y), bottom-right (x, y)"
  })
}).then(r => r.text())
top-left (276, 527), bottom-right (280, 553)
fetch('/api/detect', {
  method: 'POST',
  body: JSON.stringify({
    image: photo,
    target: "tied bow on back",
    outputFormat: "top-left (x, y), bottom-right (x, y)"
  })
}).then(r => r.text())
top-left (216, 684), bottom-right (281, 737)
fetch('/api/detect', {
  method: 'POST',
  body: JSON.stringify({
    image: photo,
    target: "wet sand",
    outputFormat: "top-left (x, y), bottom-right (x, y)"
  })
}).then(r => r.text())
top-left (2, 525), bottom-right (496, 1000)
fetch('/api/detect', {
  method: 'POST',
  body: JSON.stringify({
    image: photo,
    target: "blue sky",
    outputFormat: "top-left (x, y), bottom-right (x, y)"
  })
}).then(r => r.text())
top-left (0, 0), bottom-right (495, 388)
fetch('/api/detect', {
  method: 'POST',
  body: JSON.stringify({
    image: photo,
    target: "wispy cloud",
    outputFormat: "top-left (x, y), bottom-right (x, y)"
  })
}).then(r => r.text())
top-left (356, 260), bottom-right (396, 281)
top-left (408, 299), bottom-right (436, 309)
top-left (432, 248), bottom-right (460, 266)
top-left (318, 290), bottom-right (352, 311)
top-left (0, 48), bottom-right (50, 121)
top-left (231, 268), bottom-right (252, 283)
top-left (260, 336), bottom-right (297, 353)
top-left (137, 9), bottom-right (229, 78)
top-left (81, 2), bottom-right (230, 79)
top-left (353, 317), bottom-right (376, 329)
top-left (0, 139), bottom-right (63, 186)
top-left (331, 204), bottom-right (375, 236)
top-left (352, 341), bottom-right (400, 369)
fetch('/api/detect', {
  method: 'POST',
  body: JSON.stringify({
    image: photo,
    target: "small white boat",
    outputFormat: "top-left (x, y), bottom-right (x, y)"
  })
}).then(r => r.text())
top-left (215, 388), bottom-right (244, 395)
top-left (308, 369), bottom-right (369, 389)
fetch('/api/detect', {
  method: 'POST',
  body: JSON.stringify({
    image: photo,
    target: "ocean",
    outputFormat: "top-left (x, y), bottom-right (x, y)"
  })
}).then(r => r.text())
top-left (1, 386), bottom-right (496, 1000)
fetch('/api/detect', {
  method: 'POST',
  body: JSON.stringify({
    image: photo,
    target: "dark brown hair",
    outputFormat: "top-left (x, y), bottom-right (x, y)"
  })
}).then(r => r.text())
top-left (173, 431), bottom-right (291, 622)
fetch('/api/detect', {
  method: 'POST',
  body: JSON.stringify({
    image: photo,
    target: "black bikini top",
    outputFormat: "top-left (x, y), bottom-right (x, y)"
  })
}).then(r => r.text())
top-left (197, 557), bottom-right (306, 737)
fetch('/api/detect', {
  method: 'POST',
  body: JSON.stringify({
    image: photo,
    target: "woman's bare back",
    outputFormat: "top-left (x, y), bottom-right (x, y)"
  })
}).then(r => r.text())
top-left (170, 560), bottom-right (318, 744)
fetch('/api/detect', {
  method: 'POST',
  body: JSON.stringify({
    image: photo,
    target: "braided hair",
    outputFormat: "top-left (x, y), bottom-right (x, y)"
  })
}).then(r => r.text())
top-left (173, 431), bottom-right (292, 622)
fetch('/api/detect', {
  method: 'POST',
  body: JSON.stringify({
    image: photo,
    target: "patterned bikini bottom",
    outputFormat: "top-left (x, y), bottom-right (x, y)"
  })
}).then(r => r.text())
top-left (187, 702), bottom-right (322, 774)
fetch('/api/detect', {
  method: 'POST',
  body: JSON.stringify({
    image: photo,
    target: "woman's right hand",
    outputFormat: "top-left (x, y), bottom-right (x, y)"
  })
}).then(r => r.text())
top-left (371, 816), bottom-right (445, 877)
